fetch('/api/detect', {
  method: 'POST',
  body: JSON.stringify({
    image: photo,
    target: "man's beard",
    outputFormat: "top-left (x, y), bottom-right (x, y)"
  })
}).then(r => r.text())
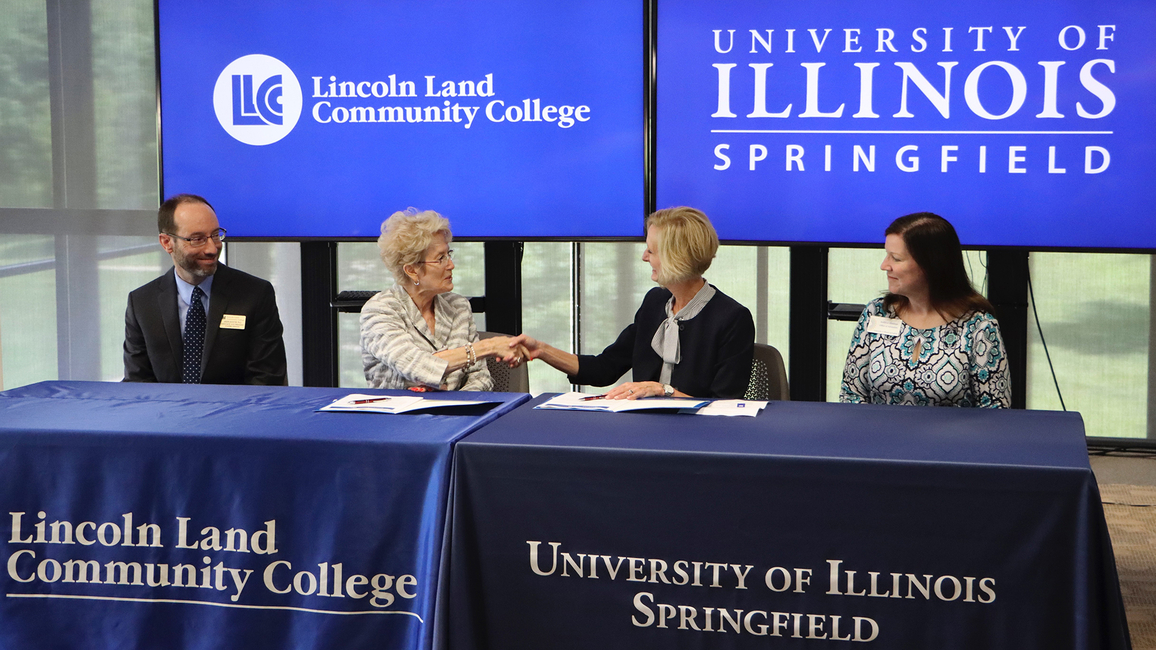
top-left (174, 247), bottom-right (218, 278)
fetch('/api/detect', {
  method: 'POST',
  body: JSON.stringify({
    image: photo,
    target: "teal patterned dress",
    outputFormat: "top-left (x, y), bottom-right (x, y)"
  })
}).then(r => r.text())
top-left (839, 298), bottom-right (1011, 408)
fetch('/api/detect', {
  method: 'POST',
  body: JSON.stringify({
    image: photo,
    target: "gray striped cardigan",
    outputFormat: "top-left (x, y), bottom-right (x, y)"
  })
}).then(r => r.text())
top-left (359, 286), bottom-right (492, 390)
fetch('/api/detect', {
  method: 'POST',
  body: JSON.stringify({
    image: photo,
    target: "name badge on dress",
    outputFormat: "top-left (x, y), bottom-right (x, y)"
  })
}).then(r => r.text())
top-left (220, 314), bottom-right (247, 330)
top-left (866, 315), bottom-right (902, 337)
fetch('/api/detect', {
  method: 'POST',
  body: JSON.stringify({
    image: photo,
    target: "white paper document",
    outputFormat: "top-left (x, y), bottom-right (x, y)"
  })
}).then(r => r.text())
top-left (692, 399), bottom-right (768, 417)
top-left (535, 392), bottom-right (708, 413)
top-left (319, 393), bottom-right (489, 414)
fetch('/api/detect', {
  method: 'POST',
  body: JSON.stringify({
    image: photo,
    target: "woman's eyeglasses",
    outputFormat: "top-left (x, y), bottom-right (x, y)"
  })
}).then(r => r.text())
top-left (420, 250), bottom-right (454, 266)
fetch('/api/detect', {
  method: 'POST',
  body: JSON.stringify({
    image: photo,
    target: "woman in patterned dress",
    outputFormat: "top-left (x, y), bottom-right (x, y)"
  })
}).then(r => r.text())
top-left (359, 208), bottom-right (522, 390)
top-left (839, 212), bottom-right (1011, 407)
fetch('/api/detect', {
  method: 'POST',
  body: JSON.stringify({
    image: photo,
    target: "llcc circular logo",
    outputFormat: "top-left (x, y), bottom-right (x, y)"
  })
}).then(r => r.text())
top-left (213, 54), bottom-right (302, 146)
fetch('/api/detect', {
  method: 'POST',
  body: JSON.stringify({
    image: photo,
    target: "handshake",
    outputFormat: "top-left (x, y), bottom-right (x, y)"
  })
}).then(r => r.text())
top-left (471, 335), bottom-right (537, 369)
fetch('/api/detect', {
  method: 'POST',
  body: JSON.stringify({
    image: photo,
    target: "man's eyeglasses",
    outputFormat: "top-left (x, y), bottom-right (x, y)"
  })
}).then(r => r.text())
top-left (167, 228), bottom-right (226, 247)
top-left (420, 250), bottom-right (454, 266)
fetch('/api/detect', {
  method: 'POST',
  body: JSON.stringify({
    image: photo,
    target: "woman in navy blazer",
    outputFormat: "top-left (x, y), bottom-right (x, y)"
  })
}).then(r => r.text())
top-left (510, 207), bottom-right (755, 399)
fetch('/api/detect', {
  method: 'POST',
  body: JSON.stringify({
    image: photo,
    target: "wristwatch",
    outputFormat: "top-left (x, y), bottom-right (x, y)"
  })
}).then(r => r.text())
top-left (662, 384), bottom-right (675, 397)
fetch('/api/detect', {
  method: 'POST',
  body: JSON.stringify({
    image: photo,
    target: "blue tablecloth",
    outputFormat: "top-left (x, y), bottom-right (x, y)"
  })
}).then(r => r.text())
top-left (0, 381), bottom-right (528, 650)
top-left (445, 397), bottom-right (1131, 649)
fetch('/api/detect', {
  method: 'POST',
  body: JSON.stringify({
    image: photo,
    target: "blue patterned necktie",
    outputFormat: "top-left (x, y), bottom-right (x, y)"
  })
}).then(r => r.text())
top-left (182, 286), bottom-right (206, 384)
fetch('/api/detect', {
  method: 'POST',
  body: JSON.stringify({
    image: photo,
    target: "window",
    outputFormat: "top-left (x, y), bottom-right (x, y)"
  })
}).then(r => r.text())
top-left (0, 1), bottom-right (52, 208)
top-left (522, 242), bottom-right (574, 393)
top-left (1027, 252), bottom-right (1151, 439)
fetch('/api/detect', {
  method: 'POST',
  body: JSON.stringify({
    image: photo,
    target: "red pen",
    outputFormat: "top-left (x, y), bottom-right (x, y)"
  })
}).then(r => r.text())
top-left (580, 394), bottom-right (607, 401)
top-left (352, 397), bottom-right (392, 404)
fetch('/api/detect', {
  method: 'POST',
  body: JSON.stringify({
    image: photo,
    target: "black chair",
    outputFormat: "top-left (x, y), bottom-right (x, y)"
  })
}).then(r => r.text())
top-left (745, 343), bottom-right (789, 401)
top-left (478, 331), bottom-right (529, 392)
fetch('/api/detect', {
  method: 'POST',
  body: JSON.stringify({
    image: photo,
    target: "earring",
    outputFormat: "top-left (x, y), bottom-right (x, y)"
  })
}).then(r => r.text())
top-left (413, 280), bottom-right (419, 285)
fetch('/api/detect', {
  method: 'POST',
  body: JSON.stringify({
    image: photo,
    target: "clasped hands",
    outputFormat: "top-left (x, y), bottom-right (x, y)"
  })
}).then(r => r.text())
top-left (474, 336), bottom-right (530, 368)
top-left (501, 334), bottom-right (664, 400)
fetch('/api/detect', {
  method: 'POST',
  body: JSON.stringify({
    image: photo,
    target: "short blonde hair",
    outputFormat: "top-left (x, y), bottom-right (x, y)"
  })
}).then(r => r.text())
top-left (378, 208), bottom-right (452, 285)
top-left (645, 207), bottom-right (718, 284)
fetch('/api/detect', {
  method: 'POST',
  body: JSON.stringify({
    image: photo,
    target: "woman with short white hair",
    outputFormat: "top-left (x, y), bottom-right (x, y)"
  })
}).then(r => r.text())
top-left (360, 208), bottom-right (520, 390)
top-left (509, 207), bottom-right (755, 399)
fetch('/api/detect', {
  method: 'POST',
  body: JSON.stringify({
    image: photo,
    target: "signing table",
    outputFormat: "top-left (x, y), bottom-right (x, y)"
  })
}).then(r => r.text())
top-left (0, 381), bottom-right (527, 650)
top-left (445, 397), bottom-right (1131, 650)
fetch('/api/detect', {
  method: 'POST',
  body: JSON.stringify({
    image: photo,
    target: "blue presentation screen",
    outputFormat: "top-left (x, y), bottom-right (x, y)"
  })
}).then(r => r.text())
top-left (159, 0), bottom-right (644, 239)
top-left (657, 0), bottom-right (1156, 248)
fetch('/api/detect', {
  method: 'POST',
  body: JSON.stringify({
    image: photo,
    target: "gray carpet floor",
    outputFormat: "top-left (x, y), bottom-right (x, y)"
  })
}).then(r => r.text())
top-left (1094, 453), bottom-right (1156, 649)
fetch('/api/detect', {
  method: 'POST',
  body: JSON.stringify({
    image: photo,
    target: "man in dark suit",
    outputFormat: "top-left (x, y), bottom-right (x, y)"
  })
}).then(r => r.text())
top-left (123, 194), bottom-right (288, 385)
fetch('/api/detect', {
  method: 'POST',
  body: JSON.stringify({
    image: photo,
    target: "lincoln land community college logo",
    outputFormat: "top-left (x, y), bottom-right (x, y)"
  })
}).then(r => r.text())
top-left (214, 54), bottom-right (303, 145)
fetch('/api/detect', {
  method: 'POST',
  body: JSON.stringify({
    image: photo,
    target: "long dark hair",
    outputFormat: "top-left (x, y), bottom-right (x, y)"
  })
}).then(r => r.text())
top-left (882, 212), bottom-right (994, 319)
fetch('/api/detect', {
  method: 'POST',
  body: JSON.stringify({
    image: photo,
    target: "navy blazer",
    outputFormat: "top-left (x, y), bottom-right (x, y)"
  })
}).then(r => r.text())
top-left (569, 286), bottom-right (755, 398)
top-left (123, 263), bottom-right (288, 385)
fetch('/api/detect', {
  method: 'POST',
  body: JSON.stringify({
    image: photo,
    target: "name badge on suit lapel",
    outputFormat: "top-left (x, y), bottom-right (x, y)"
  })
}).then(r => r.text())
top-left (220, 314), bottom-right (246, 330)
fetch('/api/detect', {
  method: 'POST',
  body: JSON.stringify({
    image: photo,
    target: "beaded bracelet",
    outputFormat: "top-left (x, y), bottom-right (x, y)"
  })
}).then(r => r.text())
top-left (466, 343), bottom-right (476, 367)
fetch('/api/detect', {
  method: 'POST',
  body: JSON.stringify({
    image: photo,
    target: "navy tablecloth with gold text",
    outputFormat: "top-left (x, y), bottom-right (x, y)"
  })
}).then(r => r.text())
top-left (445, 397), bottom-right (1130, 649)
top-left (0, 381), bottom-right (527, 650)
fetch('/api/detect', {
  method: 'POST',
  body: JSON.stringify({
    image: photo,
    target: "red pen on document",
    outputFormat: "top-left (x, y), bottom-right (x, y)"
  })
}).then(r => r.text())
top-left (352, 397), bottom-right (392, 405)
top-left (580, 394), bottom-right (608, 401)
